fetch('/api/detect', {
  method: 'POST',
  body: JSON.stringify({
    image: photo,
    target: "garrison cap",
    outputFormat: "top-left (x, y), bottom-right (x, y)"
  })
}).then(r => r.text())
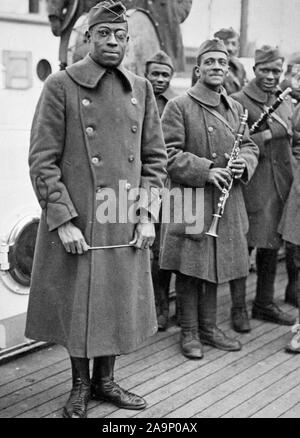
top-left (254, 45), bottom-right (284, 66)
top-left (214, 27), bottom-right (239, 41)
top-left (197, 38), bottom-right (229, 61)
top-left (88, 1), bottom-right (127, 30)
top-left (146, 50), bottom-right (174, 73)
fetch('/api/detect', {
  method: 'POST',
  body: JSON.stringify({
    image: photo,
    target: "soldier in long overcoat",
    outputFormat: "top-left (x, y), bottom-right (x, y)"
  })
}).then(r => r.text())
top-left (279, 103), bottom-right (300, 352)
top-left (145, 50), bottom-right (176, 331)
top-left (232, 46), bottom-right (296, 326)
top-left (124, 0), bottom-right (193, 71)
top-left (160, 39), bottom-right (259, 360)
top-left (26, 1), bottom-right (167, 418)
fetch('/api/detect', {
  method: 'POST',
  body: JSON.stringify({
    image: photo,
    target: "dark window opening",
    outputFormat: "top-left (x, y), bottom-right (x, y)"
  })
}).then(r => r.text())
top-left (29, 0), bottom-right (40, 14)
top-left (36, 59), bottom-right (52, 81)
top-left (8, 220), bottom-right (39, 287)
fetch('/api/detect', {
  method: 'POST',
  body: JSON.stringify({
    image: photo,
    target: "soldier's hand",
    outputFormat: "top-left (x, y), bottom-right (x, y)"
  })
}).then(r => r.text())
top-left (58, 221), bottom-right (89, 255)
top-left (262, 129), bottom-right (272, 143)
top-left (225, 153), bottom-right (247, 179)
top-left (207, 167), bottom-right (231, 191)
top-left (130, 222), bottom-right (155, 250)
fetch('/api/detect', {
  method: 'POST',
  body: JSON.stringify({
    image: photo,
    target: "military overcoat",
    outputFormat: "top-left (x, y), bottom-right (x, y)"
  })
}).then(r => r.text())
top-left (232, 80), bottom-right (294, 249)
top-left (279, 103), bottom-right (300, 245)
top-left (25, 55), bottom-right (167, 358)
top-left (159, 82), bottom-right (259, 284)
top-left (124, 0), bottom-right (193, 71)
top-left (224, 57), bottom-right (247, 95)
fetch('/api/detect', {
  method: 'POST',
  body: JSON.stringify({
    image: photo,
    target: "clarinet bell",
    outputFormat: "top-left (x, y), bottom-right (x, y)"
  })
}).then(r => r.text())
top-left (205, 214), bottom-right (221, 238)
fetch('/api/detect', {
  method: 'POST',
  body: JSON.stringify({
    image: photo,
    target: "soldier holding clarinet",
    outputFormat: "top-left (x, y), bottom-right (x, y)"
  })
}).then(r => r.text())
top-left (232, 45), bottom-right (296, 328)
top-left (160, 38), bottom-right (259, 359)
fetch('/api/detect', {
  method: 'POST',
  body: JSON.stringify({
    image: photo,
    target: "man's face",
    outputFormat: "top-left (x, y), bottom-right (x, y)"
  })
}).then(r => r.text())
top-left (223, 37), bottom-right (239, 57)
top-left (196, 51), bottom-right (229, 89)
top-left (254, 59), bottom-right (283, 92)
top-left (146, 63), bottom-right (173, 95)
top-left (88, 22), bottom-right (129, 67)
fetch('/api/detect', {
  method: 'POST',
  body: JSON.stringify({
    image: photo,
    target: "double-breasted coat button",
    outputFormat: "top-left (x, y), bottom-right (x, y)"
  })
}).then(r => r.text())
top-left (82, 99), bottom-right (90, 106)
top-left (128, 155), bottom-right (135, 162)
top-left (208, 127), bottom-right (214, 133)
top-left (86, 127), bottom-right (94, 136)
top-left (131, 125), bottom-right (138, 133)
top-left (131, 97), bottom-right (138, 105)
top-left (212, 152), bottom-right (217, 158)
top-left (91, 156), bottom-right (100, 165)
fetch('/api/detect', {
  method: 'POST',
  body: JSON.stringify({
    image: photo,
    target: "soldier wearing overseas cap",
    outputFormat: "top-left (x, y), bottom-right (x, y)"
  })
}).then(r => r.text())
top-left (160, 38), bottom-right (259, 359)
top-left (145, 50), bottom-right (177, 331)
top-left (280, 52), bottom-right (300, 105)
top-left (279, 103), bottom-right (300, 353)
top-left (213, 27), bottom-right (247, 95)
top-left (25, 0), bottom-right (167, 418)
top-left (232, 45), bottom-right (297, 328)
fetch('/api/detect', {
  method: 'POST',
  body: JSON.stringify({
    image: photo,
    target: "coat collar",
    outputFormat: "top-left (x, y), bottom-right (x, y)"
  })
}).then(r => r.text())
top-left (66, 54), bottom-right (133, 90)
top-left (243, 79), bottom-right (281, 104)
top-left (161, 86), bottom-right (177, 101)
top-left (187, 81), bottom-right (233, 109)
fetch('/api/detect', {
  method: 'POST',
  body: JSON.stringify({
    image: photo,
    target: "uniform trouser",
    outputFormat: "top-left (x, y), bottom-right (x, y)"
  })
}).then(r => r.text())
top-left (230, 245), bottom-right (298, 308)
top-left (285, 242), bottom-right (300, 301)
top-left (151, 256), bottom-right (172, 318)
top-left (286, 243), bottom-right (300, 316)
top-left (151, 222), bottom-right (172, 318)
top-left (230, 277), bottom-right (247, 309)
top-left (253, 247), bottom-right (278, 306)
top-left (175, 273), bottom-right (218, 332)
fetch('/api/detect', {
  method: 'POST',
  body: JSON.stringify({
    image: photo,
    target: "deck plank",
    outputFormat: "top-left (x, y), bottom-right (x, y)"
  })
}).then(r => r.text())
top-left (223, 367), bottom-right (300, 418)
top-left (252, 382), bottom-right (300, 418)
top-left (279, 402), bottom-right (300, 418)
top-left (191, 350), bottom-right (297, 418)
top-left (14, 282), bottom-right (258, 418)
top-left (0, 261), bottom-right (297, 419)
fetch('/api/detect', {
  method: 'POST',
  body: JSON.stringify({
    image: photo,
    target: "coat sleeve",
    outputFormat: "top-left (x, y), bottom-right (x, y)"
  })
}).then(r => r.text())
top-left (176, 0), bottom-right (193, 23)
top-left (162, 99), bottom-right (213, 187)
top-left (29, 74), bottom-right (78, 232)
top-left (231, 91), bottom-right (267, 157)
top-left (138, 79), bottom-right (168, 222)
top-left (292, 103), bottom-right (300, 160)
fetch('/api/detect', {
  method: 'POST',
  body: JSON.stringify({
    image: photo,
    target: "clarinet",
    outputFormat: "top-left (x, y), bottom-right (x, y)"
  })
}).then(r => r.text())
top-left (250, 87), bottom-right (292, 134)
top-left (206, 110), bottom-right (248, 238)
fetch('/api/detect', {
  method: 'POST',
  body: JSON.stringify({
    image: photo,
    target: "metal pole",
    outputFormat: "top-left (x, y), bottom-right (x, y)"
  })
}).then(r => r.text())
top-left (240, 0), bottom-right (249, 57)
top-left (88, 244), bottom-right (134, 250)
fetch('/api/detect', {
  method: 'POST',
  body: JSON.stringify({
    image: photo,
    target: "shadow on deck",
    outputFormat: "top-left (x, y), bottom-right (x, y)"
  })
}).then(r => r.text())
top-left (0, 261), bottom-right (299, 418)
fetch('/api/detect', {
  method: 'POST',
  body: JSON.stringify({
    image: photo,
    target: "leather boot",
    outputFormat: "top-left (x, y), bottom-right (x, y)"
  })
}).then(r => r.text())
top-left (229, 277), bottom-right (251, 333)
top-left (180, 330), bottom-right (203, 359)
top-left (284, 243), bottom-right (298, 307)
top-left (176, 273), bottom-right (203, 359)
top-left (198, 282), bottom-right (242, 351)
top-left (63, 357), bottom-right (90, 419)
top-left (91, 356), bottom-right (147, 410)
top-left (253, 248), bottom-right (296, 325)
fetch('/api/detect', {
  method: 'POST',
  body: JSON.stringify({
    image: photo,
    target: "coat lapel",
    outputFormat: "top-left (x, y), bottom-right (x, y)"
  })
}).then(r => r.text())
top-left (66, 54), bottom-right (134, 91)
top-left (187, 81), bottom-right (235, 111)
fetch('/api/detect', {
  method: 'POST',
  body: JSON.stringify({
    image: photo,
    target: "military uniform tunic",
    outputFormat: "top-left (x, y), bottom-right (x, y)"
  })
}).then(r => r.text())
top-left (26, 55), bottom-right (167, 358)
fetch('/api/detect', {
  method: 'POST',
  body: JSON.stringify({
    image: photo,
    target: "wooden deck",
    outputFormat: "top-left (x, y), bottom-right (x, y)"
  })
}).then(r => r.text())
top-left (0, 261), bottom-right (299, 419)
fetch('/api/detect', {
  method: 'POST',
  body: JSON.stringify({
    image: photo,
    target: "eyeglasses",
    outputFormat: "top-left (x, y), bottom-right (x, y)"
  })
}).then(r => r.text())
top-left (93, 27), bottom-right (128, 42)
